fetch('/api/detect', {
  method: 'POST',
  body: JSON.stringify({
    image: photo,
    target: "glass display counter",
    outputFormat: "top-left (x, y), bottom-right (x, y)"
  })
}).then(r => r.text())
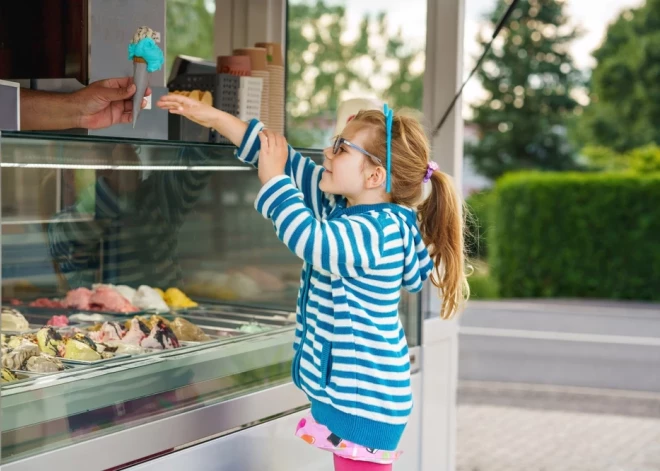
top-left (0, 131), bottom-right (421, 470)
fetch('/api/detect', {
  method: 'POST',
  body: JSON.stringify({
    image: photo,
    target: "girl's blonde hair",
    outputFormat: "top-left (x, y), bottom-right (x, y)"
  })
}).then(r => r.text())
top-left (343, 109), bottom-right (470, 319)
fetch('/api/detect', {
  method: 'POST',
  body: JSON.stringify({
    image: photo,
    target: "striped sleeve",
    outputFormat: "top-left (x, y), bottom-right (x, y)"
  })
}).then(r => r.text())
top-left (255, 176), bottom-right (383, 278)
top-left (235, 119), bottom-right (264, 166)
top-left (48, 178), bottom-right (121, 277)
top-left (236, 119), bottom-right (338, 218)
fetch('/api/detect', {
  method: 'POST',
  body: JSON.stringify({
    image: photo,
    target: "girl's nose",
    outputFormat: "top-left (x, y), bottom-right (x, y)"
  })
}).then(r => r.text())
top-left (323, 147), bottom-right (335, 160)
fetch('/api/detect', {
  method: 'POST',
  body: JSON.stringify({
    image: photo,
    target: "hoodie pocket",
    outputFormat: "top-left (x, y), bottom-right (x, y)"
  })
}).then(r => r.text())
top-left (319, 338), bottom-right (333, 389)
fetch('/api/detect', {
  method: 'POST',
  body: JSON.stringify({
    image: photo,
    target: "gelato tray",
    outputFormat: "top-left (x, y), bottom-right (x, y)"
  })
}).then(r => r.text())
top-left (11, 363), bottom-right (78, 377)
top-left (13, 285), bottom-right (201, 316)
top-left (60, 353), bottom-right (131, 366)
top-left (3, 326), bottom-right (42, 336)
top-left (180, 301), bottom-right (295, 321)
top-left (174, 313), bottom-right (289, 336)
top-left (1, 369), bottom-right (32, 386)
top-left (19, 305), bottom-right (151, 318)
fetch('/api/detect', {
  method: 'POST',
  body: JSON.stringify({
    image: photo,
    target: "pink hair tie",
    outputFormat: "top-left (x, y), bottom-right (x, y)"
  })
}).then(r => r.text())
top-left (423, 161), bottom-right (439, 183)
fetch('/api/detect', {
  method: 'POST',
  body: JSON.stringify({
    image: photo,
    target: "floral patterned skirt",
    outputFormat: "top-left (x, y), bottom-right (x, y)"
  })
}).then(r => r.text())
top-left (295, 414), bottom-right (402, 464)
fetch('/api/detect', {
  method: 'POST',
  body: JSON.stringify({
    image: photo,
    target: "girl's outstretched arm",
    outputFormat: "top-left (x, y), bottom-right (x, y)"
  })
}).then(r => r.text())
top-left (157, 94), bottom-right (248, 146)
top-left (158, 96), bottom-right (338, 218)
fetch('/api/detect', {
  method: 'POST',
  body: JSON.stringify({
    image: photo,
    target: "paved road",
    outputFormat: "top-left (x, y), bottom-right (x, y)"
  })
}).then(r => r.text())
top-left (458, 300), bottom-right (660, 392)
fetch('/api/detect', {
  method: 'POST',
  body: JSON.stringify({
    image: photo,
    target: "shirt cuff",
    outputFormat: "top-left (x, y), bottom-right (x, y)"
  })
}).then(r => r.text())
top-left (235, 119), bottom-right (264, 166)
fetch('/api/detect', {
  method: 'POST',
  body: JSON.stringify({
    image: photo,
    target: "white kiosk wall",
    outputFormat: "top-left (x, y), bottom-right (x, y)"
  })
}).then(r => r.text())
top-left (421, 0), bottom-right (465, 470)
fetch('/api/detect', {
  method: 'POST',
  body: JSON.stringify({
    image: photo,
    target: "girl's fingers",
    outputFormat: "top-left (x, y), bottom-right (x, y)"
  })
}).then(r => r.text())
top-left (262, 129), bottom-right (273, 143)
top-left (258, 132), bottom-right (269, 151)
top-left (161, 94), bottom-right (186, 103)
top-left (157, 95), bottom-right (193, 108)
top-left (263, 129), bottom-right (281, 149)
top-left (159, 103), bottom-right (184, 113)
top-left (156, 101), bottom-right (177, 109)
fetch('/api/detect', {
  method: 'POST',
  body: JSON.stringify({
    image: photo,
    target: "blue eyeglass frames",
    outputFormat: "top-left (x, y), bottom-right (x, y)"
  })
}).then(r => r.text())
top-left (332, 136), bottom-right (384, 167)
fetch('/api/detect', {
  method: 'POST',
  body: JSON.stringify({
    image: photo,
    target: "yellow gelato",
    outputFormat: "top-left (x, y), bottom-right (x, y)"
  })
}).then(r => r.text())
top-left (163, 288), bottom-right (198, 309)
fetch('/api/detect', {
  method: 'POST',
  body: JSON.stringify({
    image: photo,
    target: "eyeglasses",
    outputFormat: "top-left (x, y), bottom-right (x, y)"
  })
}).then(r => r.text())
top-left (332, 137), bottom-right (384, 167)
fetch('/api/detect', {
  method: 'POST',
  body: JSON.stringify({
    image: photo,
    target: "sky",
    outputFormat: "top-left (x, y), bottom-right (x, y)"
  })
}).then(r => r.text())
top-left (314, 0), bottom-right (645, 106)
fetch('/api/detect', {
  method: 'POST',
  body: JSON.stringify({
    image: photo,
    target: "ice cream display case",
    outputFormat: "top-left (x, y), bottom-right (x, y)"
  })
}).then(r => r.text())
top-left (0, 131), bottom-right (422, 470)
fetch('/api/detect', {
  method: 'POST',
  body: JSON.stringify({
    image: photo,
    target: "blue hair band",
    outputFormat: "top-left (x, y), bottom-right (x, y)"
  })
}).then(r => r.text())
top-left (383, 104), bottom-right (393, 192)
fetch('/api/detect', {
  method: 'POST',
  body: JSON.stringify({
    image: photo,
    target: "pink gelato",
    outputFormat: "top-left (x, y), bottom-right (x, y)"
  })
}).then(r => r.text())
top-left (123, 318), bottom-right (146, 346)
top-left (64, 288), bottom-right (93, 310)
top-left (88, 321), bottom-right (124, 343)
top-left (31, 298), bottom-right (67, 308)
top-left (89, 286), bottom-right (139, 313)
top-left (46, 315), bottom-right (69, 327)
top-left (141, 321), bottom-right (180, 350)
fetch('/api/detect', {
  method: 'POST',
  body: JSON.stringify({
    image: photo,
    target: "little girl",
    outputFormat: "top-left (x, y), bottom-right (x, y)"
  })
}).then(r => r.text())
top-left (158, 95), bottom-right (469, 471)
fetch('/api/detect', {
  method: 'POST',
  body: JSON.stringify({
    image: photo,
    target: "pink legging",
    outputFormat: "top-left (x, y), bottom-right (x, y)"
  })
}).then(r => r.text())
top-left (333, 455), bottom-right (393, 471)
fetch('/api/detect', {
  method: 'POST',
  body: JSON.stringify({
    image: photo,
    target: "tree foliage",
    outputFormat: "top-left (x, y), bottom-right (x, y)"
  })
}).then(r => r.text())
top-left (166, 0), bottom-right (214, 79)
top-left (287, 1), bottom-right (425, 147)
top-left (576, 0), bottom-right (660, 152)
top-left (467, 0), bottom-right (584, 180)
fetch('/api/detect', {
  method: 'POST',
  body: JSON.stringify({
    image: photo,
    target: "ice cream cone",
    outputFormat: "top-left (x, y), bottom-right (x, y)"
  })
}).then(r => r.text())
top-left (132, 58), bottom-right (149, 128)
top-left (128, 26), bottom-right (164, 128)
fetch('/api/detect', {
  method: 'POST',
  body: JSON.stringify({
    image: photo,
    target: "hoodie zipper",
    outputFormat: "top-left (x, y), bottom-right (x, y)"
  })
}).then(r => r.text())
top-left (292, 265), bottom-right (312, 388)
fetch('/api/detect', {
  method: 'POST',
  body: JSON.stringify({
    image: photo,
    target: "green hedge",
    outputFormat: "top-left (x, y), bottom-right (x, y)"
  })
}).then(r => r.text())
top-left (468, 272), bottom-right (499, 299)
top-left (465, 190), bottom-right (493, 259)
top-left (582, 144), bottom-right (660, 173)
top-left (491, 172), bottom-right (660, 300)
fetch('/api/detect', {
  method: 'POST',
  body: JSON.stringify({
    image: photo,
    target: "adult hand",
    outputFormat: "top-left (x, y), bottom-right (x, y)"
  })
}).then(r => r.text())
top-left (74, 77), bottom-right (152, 129)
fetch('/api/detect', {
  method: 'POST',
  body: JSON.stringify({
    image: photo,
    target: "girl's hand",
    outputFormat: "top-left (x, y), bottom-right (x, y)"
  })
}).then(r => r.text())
top-left (157, 94), bottom-right (219, 129)
top-left (257, 129), bottom-right (288, 185)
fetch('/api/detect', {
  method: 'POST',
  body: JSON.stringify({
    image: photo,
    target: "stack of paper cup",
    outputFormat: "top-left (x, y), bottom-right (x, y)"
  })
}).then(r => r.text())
top-left (216, 55), bottom-right (252, 76)
top-left (233, 48), bottom-right (269, 128)
top-left (256, 42), bottom-right (285, 134)
top-left (238, 76), bottom-right (263, 121)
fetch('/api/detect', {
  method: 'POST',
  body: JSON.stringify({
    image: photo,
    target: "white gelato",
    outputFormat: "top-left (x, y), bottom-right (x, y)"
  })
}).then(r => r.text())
top-left (1, 308), bottom-right (30, 332)
top-left (132, 26), bottom-right (159, 44)
top-left (69, 313), bottom-right (108, 323)
top-left (115, 285), bottom-right (138, 304)
top-left (133, 285), bottom-right (169, 312)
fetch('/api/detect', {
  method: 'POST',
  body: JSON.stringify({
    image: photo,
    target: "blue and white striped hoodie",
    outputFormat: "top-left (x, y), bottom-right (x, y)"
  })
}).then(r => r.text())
top-left (237, 119), bottom-right (434, 451)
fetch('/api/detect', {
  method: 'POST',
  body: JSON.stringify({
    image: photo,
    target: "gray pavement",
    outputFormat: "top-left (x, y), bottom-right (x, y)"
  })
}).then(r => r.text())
top-left (456, 301), bottom-right (660, 470)
top-left (457, 381), bottom-right (660, 471)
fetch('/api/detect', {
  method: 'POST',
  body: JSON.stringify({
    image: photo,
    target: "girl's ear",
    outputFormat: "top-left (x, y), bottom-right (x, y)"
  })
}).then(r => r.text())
top-left (365, 165), bottom-right (387, 189)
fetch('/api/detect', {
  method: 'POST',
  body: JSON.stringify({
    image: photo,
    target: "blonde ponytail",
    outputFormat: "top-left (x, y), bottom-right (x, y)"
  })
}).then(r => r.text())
top-left (418, 170), bottom-right (469, 319)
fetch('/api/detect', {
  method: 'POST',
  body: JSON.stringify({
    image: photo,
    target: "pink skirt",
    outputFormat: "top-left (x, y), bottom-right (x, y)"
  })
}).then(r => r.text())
top-left (295, 414), bottom-right (402, 464)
